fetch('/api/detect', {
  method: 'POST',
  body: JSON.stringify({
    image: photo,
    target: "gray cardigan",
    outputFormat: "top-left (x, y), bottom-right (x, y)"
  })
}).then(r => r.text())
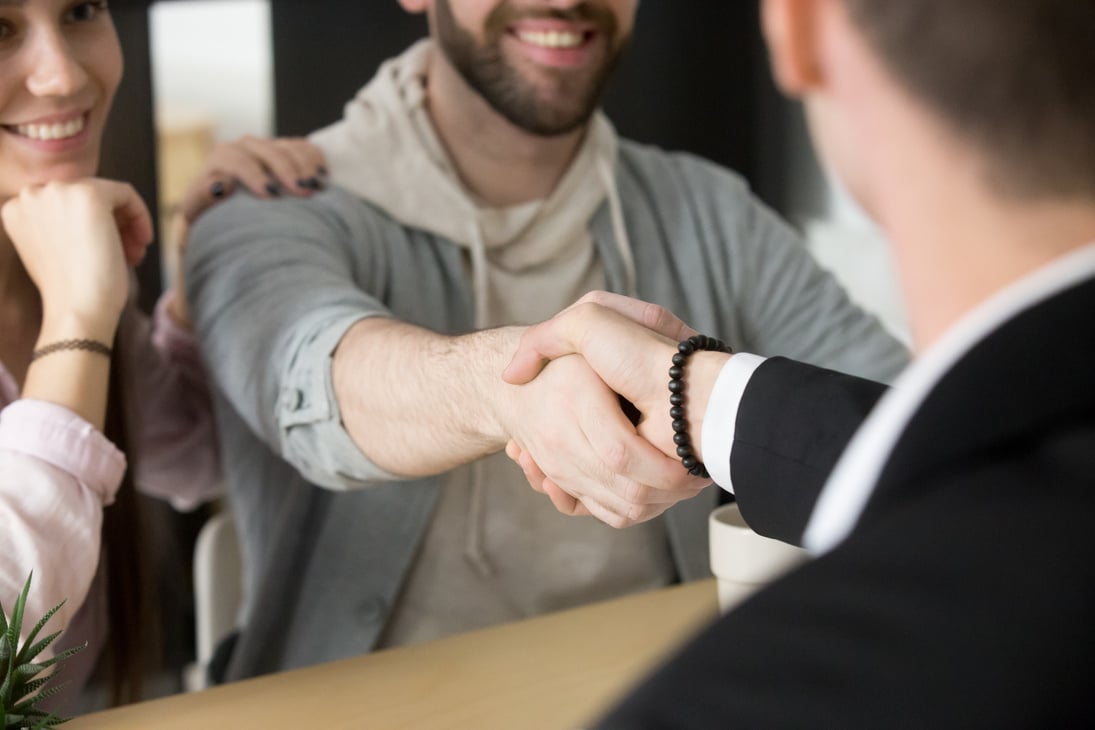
top-left (186, 140), bottom-right (908, 680)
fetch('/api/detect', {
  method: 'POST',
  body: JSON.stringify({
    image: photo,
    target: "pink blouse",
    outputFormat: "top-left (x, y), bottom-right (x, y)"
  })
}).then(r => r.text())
top-left (0, 291), bottom-right (221, 692)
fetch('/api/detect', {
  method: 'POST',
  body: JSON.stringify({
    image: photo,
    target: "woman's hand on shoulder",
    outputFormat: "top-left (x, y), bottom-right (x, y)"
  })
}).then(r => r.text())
top-left (177, 135), bottom-right (327, 225)
top-left (1, 179), bottom-right (152, 332)
top-left (165, 136), bottom-right (326, 329)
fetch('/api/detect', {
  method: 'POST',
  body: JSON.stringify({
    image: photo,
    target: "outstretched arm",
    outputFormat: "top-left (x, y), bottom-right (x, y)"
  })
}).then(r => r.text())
top-left (332, 317), bottom-right (703, 526)
top-left (186, 197), bottom-right (704, 527)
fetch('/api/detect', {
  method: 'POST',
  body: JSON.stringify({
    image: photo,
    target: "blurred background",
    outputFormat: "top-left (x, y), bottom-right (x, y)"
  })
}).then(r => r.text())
top-left (100, 0), bottom-right (906, 705)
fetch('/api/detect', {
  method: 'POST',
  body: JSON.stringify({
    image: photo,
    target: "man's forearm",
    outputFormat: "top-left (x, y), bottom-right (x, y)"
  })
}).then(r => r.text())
top-left (332, 317), bottom-right (521, 477)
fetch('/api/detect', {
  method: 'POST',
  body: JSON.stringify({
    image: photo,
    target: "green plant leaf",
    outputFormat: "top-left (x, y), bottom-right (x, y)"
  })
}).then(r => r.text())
top-left (35, 642), bottom-right (86, 672)
top-left (16, 602), bottom-right (66, 667)
top-left (6, 573), bottom-right (32, 664)
top-left (0, 574), bottom-right (78, 728)
top-left (0, 671), bottom-right (12, 710)
top-left (11, 675), bottom-right (51, 703)
top-left (32, 713), bottom-right (66, 729)
top-left (13, 680), bottom-right (71, 715)
top-left (14, 632), bottom-right (61, 673)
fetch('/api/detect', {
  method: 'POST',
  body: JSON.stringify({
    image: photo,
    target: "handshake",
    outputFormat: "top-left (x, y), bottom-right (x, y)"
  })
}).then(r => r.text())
top-left (499, 291), bottom-right (734, 529)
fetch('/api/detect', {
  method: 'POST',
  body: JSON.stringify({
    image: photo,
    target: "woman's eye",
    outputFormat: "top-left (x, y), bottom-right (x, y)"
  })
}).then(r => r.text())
top-left (66, 1), bottom-right (108, 24)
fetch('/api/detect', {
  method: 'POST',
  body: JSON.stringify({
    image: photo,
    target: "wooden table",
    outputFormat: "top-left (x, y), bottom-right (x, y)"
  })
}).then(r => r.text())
top-left (70, 580), bottom-right (718, 729)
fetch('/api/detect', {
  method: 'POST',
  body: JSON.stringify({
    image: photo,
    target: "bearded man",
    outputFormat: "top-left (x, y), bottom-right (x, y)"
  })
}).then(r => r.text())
top-left (185, 0), bottom-right (906, 682)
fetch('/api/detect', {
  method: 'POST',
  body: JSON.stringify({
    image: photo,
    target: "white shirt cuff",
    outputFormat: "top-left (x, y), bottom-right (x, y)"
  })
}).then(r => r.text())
top-left (700, 353), bottom-right (766, 493)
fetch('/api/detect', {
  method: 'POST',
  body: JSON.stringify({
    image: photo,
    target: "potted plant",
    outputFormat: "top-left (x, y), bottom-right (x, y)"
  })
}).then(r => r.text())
top-left (0, 574), bottom-right (84, 729)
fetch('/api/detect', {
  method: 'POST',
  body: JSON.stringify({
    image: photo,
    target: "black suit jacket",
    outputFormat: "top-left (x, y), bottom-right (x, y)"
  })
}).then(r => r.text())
top-left (599, 276), bottom-right (1095, 728)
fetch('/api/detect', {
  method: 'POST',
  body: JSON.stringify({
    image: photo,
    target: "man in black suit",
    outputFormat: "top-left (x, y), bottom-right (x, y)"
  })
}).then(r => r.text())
top-left (503, 0), bottom-right (1095, 725)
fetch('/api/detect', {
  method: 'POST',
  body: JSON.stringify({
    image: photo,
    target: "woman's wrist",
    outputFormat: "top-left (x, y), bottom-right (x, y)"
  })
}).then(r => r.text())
top-left (37, 307), bottom-right (121, 347)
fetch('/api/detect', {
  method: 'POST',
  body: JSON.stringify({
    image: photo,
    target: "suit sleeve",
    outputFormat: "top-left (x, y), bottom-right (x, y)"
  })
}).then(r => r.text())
top-left (730, 357), bottom-right (887, 544)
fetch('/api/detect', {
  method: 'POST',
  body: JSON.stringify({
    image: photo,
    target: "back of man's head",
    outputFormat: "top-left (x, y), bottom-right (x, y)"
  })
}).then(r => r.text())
top-left (842, 0), bottom-right (1095, 202)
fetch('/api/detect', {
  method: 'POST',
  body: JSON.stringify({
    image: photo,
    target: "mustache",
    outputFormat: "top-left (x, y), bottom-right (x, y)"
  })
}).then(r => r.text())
top-left (485, 1), bottom-right (619, 39)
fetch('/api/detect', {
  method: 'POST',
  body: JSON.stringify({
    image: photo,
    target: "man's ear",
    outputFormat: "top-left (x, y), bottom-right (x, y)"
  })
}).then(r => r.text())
top-left (761, 0), bottom-right (825, 95)
top-left (398, 0), bottom-right (430, 14)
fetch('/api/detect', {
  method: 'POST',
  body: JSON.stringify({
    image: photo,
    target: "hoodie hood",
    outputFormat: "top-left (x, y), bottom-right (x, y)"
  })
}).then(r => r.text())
top-left (311, 39), bottom-right (634, 328)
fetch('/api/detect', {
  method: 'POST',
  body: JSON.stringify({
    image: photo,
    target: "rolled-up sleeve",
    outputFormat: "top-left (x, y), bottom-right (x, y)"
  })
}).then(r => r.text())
top-left (186, 189), bottom-right (403, 491)
top-left (0, 399), bottom-right (121, 650)
top-left (274, 309), bottom-right (402, 488)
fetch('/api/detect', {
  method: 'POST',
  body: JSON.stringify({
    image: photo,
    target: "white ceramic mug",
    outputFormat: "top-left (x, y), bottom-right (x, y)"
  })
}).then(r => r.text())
top-left (708, 503), bottom-right (809, 612)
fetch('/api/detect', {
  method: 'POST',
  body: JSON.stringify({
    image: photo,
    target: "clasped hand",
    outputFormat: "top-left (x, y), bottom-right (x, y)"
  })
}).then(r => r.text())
top-left (2, 179), bottom-right (153, 335)
top-left (502, 291), bottom-right (716, 527)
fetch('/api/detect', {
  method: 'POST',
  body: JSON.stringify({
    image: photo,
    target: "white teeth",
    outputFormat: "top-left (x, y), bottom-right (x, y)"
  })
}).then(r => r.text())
top-left (518, 30), bottom-right (584, 49)
top-left (16, 116), bottom-right (85, 141)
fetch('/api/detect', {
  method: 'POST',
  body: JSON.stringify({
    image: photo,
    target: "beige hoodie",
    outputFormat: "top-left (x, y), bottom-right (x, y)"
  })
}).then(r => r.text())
top-left (311, 40), bottom-right (673, 647)
top-left (311, 39), bottom-right (636, 328)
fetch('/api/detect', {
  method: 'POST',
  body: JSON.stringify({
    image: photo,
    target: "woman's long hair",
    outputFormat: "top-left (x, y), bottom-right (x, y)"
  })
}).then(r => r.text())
top-left (99, 335), bottom-right (159, 706)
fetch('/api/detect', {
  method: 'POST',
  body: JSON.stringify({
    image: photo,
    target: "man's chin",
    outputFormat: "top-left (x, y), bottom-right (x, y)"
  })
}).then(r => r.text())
top-left (506, 103), bottom-right (595, 137)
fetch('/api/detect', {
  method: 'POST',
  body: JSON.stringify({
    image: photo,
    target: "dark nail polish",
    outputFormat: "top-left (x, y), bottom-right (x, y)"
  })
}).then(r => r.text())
top-left (317, 165), bottom-right (328, 177)
top-left (299, 177), bottom-right (322, 190)
top-left (265, 181), bottom-right (281, 196)
top-left (210, 181), bottom-right (225, 198)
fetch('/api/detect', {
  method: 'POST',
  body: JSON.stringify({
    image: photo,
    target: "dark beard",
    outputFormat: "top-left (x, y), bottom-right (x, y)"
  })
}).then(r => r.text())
top-left (434, 0), bottom-right (624, 137)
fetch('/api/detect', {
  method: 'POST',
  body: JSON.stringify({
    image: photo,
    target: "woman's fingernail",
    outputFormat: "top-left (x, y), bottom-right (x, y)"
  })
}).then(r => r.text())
top-left (265, 181), bottom-right (281, 196)
top-left (298, 177), bottom-right (322, 190)
top-left (210, 181), bottom-right (225, 198)
top-left (317, 165), bottom-right (328, 176)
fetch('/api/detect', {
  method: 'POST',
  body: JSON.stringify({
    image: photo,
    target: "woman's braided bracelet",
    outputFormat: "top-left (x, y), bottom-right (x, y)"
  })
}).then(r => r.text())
top-left (30, 338), bottom-right (112, 362)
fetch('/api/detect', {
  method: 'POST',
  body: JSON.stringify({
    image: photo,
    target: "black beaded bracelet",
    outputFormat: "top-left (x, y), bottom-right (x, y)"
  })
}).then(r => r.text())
top-left (669, 335), bottom-right (732, 478)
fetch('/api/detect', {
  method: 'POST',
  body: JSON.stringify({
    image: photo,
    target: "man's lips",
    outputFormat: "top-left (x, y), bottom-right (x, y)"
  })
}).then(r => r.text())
top-left (510, 26), bottom-right (591, 50)
top-left (507, 22), bottom-right (603, 69)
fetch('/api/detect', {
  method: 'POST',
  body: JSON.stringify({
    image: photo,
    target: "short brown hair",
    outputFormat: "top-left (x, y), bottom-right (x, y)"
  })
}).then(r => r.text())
top-left (842, 0), bottom-right (1095, 200)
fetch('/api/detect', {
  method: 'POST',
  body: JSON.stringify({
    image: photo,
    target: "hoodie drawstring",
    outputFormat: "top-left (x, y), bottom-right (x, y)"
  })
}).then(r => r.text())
top-left (469, 222), bottom-right (491, 330)
top-left (597, 156), bottom-right (638, 298)
top-left (465, 221), bottom-right (494, 577)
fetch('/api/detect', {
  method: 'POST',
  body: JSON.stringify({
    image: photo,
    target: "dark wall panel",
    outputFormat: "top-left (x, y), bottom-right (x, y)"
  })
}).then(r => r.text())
top-left (101, 1), bottom-right (161, 311)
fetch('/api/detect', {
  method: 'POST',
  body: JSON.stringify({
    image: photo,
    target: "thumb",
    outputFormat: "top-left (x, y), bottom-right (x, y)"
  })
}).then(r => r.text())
top-left (502, 319), bottom-right (580, 385)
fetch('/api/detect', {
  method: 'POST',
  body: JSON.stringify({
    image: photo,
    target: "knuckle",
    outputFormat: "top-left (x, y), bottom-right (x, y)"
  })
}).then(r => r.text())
top-left (600, 441), bottom-right (630, 474)
top-left (641, 301), bottom-right (669, 330)
top-left (617, 477), bottom-right (644, 503)
top-left (578, 290), bottom-right (606, 305)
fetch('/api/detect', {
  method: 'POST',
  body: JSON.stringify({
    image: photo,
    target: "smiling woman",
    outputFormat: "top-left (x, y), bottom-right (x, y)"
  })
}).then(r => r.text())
top-left (0, 0), bottom-right (223, 713)
top-left (0, 0), bottom-right (121, 191)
